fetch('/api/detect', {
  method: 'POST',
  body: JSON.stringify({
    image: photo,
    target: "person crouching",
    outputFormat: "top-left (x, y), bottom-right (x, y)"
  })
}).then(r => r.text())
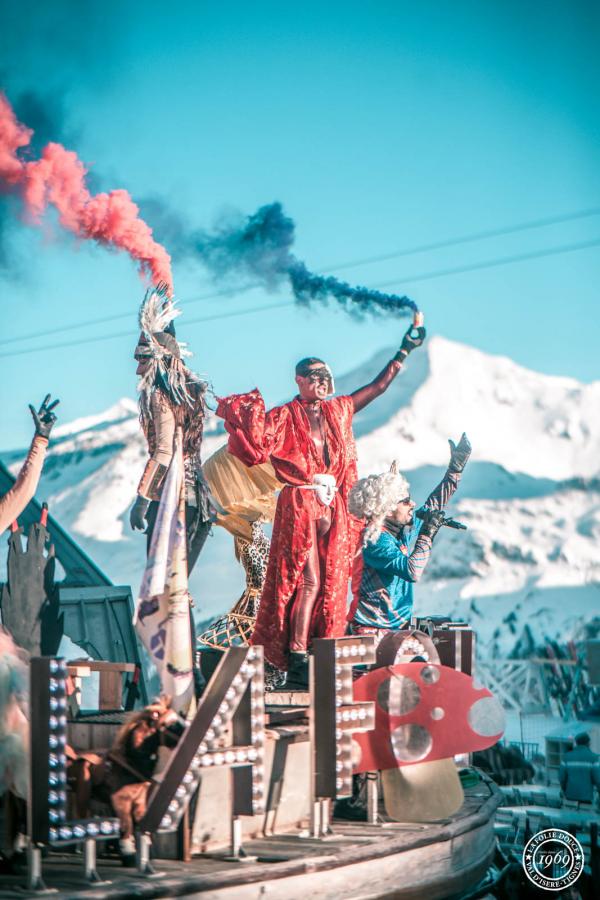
top-left (105, 697), bottom-right (185, 865)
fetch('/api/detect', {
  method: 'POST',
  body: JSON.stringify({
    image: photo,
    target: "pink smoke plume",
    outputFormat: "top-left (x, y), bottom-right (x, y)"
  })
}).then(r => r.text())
top-left (0, 93), bottom-right (172, 289)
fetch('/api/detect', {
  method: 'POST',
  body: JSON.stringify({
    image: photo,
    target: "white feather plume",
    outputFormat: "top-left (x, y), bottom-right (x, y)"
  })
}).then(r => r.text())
top-left (136, 284), bottom-right (199, 415)
top-left (138, 283), bottom-right (181, 338)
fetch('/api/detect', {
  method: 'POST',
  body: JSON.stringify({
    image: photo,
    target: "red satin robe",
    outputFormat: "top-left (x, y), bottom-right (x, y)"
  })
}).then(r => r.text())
top-left (216, 390), bottom-right (360, 669)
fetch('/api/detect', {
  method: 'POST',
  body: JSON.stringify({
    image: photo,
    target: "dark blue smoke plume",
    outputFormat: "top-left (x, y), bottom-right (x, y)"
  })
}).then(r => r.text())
top-left (288, 260), bottom-right (417, 316)
top-left (159, 202), bottom-right (418, 317)
top-left (192, 202), bottom-right (295, 289)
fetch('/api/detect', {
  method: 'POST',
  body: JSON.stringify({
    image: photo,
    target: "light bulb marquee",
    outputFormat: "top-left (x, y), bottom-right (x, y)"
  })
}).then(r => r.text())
top-left (312, 635), bottom-right (377, 798)
top-left (140, 644), bottom-right (266, 834)
top-left (29, 657), bottom-right (120, 846)
top-left (29, 637), bottom-right (502, 883)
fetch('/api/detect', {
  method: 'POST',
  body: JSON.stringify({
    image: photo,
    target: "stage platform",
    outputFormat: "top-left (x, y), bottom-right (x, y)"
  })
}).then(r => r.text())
top-left (0, 777), bottom-right (501, 900)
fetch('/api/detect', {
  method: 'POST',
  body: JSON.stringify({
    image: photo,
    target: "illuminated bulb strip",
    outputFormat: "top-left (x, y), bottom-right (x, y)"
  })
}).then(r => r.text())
top-left (158, 737), bottom-right (265, 831)
top-left (156, 648), bottom-right (267, 832)
top-left (327, 638), bottom-right (377, 799)
top-left (46, 660), bottom-right (69, 832)
top-left (48, 818), bottom-right (120, 845)
top-left (248, 648), bottom-right (266, 814)
top-left (336, 703), bottom-right (375, 729)
top-left (335, 643), bottom-right (370, 660)
top-left (205, 671), bottom-right (253, 749)
top-left (42, 659), bottom-right (121, 845)
top-left (196, 745), bottom-right (255, 768)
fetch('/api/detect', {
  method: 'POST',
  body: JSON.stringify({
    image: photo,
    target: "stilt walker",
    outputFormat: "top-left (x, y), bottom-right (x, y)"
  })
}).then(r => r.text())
top-left (130, 284), bottom-right (214, 576)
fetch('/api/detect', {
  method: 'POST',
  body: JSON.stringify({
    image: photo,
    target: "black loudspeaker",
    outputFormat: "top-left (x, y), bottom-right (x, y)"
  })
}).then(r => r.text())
top-left (586, 641), bottom-right (600, 685)
top-left (412, 617), bottom-right (475, 676)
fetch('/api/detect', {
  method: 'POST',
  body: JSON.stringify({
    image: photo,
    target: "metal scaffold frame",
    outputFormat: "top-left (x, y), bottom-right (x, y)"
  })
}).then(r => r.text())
top-left (477, 658), bottom-right (579, 716)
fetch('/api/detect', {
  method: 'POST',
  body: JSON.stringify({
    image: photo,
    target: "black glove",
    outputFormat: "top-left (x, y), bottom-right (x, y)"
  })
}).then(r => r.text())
top-left (29, 394), bottom-right (60, 439)
top-left (130, 495), bottom-right (150, 531)
top-left (418, 509), bottom-right (446, 541)
top-left (394, 324), bottom-right (427, 362)
top-left (448, 432), bottom-right (471, 474)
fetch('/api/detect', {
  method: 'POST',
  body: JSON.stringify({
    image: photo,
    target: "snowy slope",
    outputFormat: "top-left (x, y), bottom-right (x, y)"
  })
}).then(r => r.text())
top-left (344, 336), bottom-right (600, 479)
top-left (339, 337), bottom-right (600, 652)
top-left (2, 336), bottom-right (599, 655)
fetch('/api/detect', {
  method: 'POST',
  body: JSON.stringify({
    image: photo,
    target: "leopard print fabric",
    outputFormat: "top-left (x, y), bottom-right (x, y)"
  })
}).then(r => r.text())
top-left (231, 521), bottom-right (271, 617)
top-left (197, 522), bottom-right (270, 645)
top-left (196, 521), bottom-right (286, 689)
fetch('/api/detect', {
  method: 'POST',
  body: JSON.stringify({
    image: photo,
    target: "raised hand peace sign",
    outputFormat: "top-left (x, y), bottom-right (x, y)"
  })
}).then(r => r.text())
top-left (29, 394), bottom-right (60, 439)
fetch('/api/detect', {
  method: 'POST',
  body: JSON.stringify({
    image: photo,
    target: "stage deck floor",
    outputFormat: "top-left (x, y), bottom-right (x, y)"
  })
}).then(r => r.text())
top-left (0, 778), bottom-right (501, 900)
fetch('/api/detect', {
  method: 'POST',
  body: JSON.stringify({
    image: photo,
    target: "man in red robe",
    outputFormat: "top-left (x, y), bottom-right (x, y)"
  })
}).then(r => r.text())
top-left (216, 323), bottom-right (425, 685)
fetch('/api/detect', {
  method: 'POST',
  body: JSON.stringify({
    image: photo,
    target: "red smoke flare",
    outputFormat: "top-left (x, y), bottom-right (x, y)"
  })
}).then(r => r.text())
top-left (0, 93), bottom-right (172, 289)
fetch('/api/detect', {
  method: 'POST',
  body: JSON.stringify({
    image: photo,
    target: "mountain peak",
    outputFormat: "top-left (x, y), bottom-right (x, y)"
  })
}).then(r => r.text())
top-left (53, 398), bottom-right (138, 438)
top-left (345, 335), bottom-right (600, 480)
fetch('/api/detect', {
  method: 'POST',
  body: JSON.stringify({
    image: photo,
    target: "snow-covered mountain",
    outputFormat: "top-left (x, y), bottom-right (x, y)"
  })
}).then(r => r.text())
top-left (2, 336), bottom-right (599, 656)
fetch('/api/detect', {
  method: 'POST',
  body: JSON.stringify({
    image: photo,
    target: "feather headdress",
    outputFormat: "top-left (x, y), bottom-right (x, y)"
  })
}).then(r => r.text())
top-left (136, 283), bottom-right (198, 419)
top-left (139, 283), bottom-right (178, 341)
top-left (137, 282), bottom-right (191, 357)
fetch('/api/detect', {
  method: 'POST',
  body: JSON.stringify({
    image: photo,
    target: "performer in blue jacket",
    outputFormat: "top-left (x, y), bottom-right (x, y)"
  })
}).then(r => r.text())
top-left (347, 434), bottom-right (471, 640)
top-left (559, 732), bottom-right (600, 805)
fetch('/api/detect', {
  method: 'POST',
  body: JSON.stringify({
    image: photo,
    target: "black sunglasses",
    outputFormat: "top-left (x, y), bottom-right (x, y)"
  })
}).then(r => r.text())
top-left (301, 367), bottom-right (330, 383)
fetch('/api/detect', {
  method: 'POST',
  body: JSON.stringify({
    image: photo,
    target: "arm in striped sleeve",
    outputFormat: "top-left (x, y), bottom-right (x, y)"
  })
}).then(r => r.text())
top-left (363, 531), bottom-right (433, 583)
top-left (421, 469), bottom-right (461, 512)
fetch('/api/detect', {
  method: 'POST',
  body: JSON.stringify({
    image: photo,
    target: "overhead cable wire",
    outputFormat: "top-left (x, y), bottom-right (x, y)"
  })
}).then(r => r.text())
top-left (323, 206), bottom-right (600, 273)
top-left (0, 235), bottom-right (599, 360)
top-left (368, 236), bottom-right (600, 289)
top-left (0, 283), bottom-right (260, 347)
top-left (0, 301), bottom-right (294, 359)
top-left (2, 205), bottom-right (599, 348)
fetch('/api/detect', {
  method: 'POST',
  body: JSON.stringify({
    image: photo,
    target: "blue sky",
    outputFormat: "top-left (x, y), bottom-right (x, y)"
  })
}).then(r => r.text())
top-left (1, 1), bottom-right (599, 449)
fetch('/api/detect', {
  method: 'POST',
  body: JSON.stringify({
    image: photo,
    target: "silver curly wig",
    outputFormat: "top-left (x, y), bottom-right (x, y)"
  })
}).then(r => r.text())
top-left (348, 464), bottom-right (410, 546)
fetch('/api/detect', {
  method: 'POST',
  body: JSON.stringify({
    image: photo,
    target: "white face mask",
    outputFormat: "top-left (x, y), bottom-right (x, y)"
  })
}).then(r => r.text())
top-left (312, 473), bottom-right (337, 506)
